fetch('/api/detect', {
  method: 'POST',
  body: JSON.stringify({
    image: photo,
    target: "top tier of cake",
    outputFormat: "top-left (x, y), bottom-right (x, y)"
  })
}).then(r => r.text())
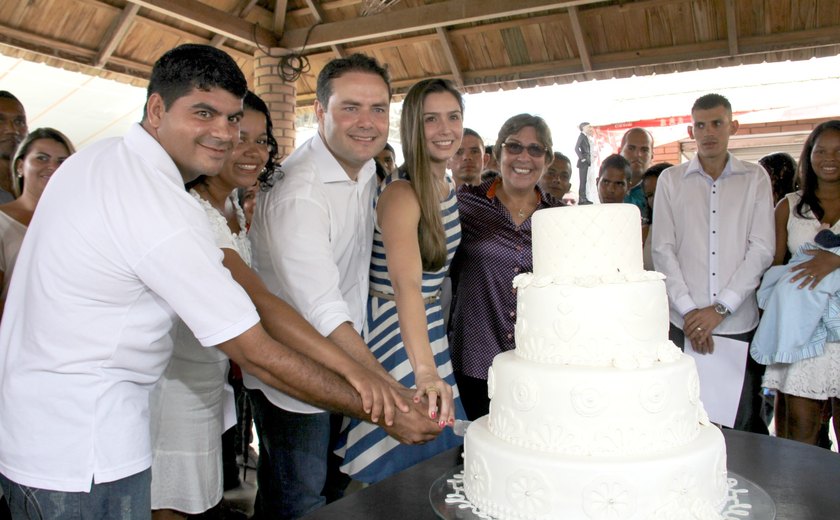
top-left (532, 204), bottom-right (642, 278)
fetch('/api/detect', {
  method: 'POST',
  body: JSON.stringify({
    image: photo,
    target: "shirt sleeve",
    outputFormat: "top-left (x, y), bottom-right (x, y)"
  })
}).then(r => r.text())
top-left (133, 227), bottom-right (259, 346)
top-left (716, 170), bottom-right (775, 312)
top-left (651, 169), bottom-right (697, 317)
top-left (260, 193), bottom-right (353, 337)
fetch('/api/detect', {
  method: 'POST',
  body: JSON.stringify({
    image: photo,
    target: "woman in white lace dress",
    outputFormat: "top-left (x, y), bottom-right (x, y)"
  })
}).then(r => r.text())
top-left (762, 120), bottom-right (840, 446)
top-left (149, 92), bottom-right (276, 519)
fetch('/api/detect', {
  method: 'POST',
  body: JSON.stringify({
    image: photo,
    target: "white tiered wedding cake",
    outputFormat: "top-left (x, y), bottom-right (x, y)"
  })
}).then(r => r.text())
top-left (462, 204), bottom-right (728, 520)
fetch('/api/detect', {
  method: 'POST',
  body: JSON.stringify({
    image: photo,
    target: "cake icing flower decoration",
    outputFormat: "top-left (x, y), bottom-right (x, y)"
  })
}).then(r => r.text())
top-left (582, 478), bottom-right (637, 519)
top-left (506, 471), bottom-right (550, 515)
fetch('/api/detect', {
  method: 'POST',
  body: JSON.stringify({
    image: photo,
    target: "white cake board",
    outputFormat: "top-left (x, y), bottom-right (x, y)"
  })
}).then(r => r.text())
top-left (429, 466), bottom-right (775, 519)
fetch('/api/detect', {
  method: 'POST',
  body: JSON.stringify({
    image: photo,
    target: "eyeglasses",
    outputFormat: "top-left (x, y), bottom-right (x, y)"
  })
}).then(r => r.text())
top-left (501, 141), bottom-right (547, 158)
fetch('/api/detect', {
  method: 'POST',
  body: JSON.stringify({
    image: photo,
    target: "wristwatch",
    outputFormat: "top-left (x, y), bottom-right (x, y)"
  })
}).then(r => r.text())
top-left (713, 303), bottom-right (730, 317)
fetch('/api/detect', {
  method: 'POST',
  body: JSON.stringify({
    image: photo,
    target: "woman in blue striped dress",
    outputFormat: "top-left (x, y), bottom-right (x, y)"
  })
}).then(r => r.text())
top-left (336, 78), bottom-right (467, 483)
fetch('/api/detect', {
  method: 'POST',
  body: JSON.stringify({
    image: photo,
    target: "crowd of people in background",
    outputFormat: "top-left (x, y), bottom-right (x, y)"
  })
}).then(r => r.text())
top-left (0, 43), bottom-right (837, 520)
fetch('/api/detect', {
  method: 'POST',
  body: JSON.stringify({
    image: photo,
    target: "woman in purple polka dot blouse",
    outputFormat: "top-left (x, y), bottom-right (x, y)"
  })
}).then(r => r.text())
top-left (448, 113), bottom-right (565, 419)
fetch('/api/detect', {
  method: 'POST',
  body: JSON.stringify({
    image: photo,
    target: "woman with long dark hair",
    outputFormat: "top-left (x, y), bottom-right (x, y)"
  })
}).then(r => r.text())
top-left (336, 78), bottom-right (467, 483)
top-left (760, 120), bottom-right (840, 446)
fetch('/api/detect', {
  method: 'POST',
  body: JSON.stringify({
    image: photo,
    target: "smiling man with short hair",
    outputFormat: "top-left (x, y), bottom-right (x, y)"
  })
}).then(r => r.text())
top-left (246, 53), bottom-right (411, 519)
top-left (0, 45), bottom-right (436, 520)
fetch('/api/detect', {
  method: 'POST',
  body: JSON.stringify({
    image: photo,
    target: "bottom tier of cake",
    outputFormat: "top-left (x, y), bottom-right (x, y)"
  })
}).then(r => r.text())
top-left (463, 416), bottom-right (728, 520)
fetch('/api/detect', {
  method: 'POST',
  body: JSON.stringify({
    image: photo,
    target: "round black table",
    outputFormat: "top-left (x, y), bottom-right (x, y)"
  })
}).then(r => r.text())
top-left (301, 429), bottom-right (839, 520)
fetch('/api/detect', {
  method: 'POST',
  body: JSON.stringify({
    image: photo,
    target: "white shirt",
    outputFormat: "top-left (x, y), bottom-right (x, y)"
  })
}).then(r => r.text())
top-left (0, 124), bottom-right (260, 492)
top-left (651, 153), bottom-right (774, 334)
top-left (246, 132), bottom-right (377, 414)
top-left (0, 210), bottom-right (26, 299)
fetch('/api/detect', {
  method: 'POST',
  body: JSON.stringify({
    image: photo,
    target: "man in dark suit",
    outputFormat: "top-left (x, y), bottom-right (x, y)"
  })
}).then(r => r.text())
top-left (575, 122), bottom-right (592, 204)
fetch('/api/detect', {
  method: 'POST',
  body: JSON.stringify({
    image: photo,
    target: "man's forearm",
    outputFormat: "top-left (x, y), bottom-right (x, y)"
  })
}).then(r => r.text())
top-left (220, 326), bottom-right (367, 420)
top-left (328, 322), bottom-right (399, 383)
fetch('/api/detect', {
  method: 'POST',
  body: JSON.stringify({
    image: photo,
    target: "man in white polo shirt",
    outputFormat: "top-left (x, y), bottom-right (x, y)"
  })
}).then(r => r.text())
top-left (0, 44), bottom-right (438, 520)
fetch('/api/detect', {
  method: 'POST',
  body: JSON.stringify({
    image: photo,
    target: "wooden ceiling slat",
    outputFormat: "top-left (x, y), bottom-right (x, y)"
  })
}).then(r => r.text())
top-left (519, 21), bottom-right (551, 65)
top-left (723, 0), bottom-right (738, 55)
top-left (278, 0), bottom-right (606, 50)
top-left (128, 0), bottom-right (277, 48)
top-left (2, 0), bottom-right (840, 111)
top-left (500, 28), bottom-right (529, 67)
top-left (544, 18), bottom-right (576, 60)
top-left (481, 30), bottom-right (511, 71)
top-left (210, 0), bottom-right (261, 48)
top-left (96, 4), bottom-right (141, 68)
top-left (275, 0), bottom-right (289, 33)
top-left (567, 7), bottom-right (592, 72)
top-left (374, 46), bottom-right (408, 80)
top-left (435, 27), bottom-right (464, 88)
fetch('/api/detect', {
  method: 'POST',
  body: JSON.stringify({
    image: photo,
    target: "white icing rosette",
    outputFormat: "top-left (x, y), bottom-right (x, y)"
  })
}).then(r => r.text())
top-left (668, 473), bottom-right (697, 500)
top-left (510, 378), bottom-right (539, 411)
top-left (582, 477), bottom-right (637, 519)
top-left (570, 386), bottom-right (608, 417)
top-left (505, 470), bottom-right (551, 516)
top-left (639, 380), bottom-right (669, 413)
top-left (464, 454), bottom-right (490, 499)
top-left (657, 341), bottom-right (682, 363)
top-left (487, 366), bottom-right (496, 399)
top-left (512, 272), bottom-right (533, 288)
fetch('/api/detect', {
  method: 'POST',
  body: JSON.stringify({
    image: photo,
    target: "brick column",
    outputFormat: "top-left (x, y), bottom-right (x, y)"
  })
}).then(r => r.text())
top-left (253, 50), bottom-right (297, 161)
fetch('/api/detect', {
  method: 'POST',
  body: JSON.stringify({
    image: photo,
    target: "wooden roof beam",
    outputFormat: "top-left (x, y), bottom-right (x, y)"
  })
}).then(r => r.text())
top-left (94, 3), bottom-right (140, 68)
top-left (458, 25), bottom-right (840, 89)
top-left (274, 0), bottom-right (289, 35)
top-left (279, 0), bottom-right (606, 50)
top-left (724, 0), bottom-right (739, 56)
top-left (128, 0), bottom-right (277, 48)
top-left (0, 24), bottom-right (152, 78)
top-left (304, 0), bottom-right (346, 58)
top-left (435, 27), bottom-right (464, 88)
top-left (210, 0), bottom-right (261, 48)
top-left (567, 6), bottom-right (591, 72)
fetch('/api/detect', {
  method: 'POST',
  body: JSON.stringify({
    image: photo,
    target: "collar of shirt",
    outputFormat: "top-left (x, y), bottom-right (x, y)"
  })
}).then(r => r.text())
top-left (485, 177), bottom-right (545, 205)
top-left (682, 152), bottom-right (751, 182)
top-left (126, 123), bottom-right (188, 189)
top-left (309, 131), bottom-right (376, 186)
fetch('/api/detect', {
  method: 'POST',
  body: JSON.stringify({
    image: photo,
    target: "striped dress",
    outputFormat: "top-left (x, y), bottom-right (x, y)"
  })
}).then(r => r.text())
top-left (335, 170), bottom-right (466, 483)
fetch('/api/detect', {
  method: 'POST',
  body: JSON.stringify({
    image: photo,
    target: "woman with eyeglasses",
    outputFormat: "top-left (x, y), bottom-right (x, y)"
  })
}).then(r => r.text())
top-left (448, 113), bottom-right (564, 420)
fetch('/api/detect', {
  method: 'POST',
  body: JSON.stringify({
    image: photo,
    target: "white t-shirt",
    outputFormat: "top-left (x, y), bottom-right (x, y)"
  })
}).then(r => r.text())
top-left (0, 124), bottom-right (260, 492)
top-left (0, 210), bottom-right (26, 300)
top-left (246, 132), bottom-right (376, 414)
